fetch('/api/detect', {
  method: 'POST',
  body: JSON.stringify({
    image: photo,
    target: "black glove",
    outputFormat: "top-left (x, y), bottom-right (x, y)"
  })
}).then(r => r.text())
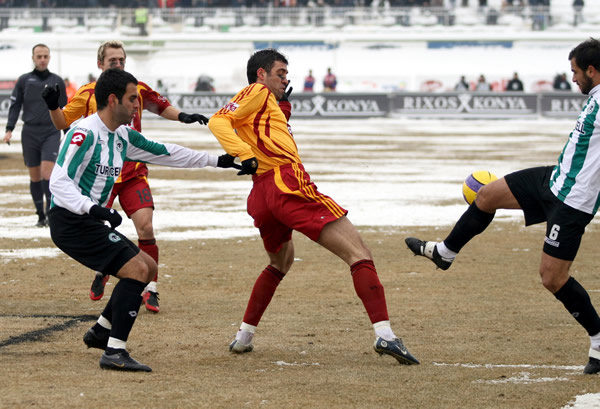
top-left (280, 82), bottom-right (293, 102)
top-left (178, 112), bottom-right (209, 125)
top-left (237, 157), bottom-right (258, 176)
top-left (217, 154), bottom-right (242, 170)
top-left (89, 205), bottom-right (122, 229)
top-left (41, 84), bottom-right (61, 110)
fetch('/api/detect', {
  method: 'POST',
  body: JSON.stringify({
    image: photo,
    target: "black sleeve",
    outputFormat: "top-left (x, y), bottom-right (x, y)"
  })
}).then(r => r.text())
top-left (6, 73), bottom-right (26, 131)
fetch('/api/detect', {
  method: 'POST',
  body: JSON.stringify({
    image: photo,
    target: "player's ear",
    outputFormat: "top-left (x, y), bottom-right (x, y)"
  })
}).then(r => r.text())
top-left (257, 68), bottom-right (266, 82)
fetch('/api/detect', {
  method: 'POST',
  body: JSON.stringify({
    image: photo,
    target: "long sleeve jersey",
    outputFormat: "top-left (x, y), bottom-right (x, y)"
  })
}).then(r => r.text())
top-left (61, 80), bottom-right (172, 183)
top-left (50, 113), bottom-right (218, 215)
top-left (6, 69), bottom-right (67, 133)
top-left (208, 83), bottom-right (298, 175)
top-left (550, 84), bottom-right (600, 215)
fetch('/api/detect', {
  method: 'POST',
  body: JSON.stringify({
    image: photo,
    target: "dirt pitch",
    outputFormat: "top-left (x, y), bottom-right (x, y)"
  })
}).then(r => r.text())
top-left (1, 120), bottom-right (600, 408)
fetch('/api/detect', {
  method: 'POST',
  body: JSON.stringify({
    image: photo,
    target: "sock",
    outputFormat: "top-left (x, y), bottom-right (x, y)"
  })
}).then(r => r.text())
top-left (92, 315), bottom-right (112, 334)
top-left (241, 266), bottom-right (284, 327)
top-left (106, 338), bottom-right (127, 355)
top-left (436, 242), bottom-right (457, 259)
top-left (30, 180), bottom-right (44, 216)
top-left (591, 332), bottom-right (600, 351)
top-left (351, 259), bottom-right (389, 324)
top-left (41, 179), bottom-right (51, 213)
top-left (108, 278), bottom-right (146, 344)
top-left (554, 277), bottom-right (600, 336)
top-left (145, 281), bottom-right (157, 293)
top-left (444, 202), bottom-right (495, 253)
top-left (139, 239), bottom-right (158, 282)
top-left (235, 322), bottom-right (256, 345)
top-left (373, 320), bottom-right (397, 341)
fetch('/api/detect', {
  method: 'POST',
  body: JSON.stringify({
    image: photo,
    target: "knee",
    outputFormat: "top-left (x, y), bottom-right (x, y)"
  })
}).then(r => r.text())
top-left (134, 217), bottom-right (154, 238)
top-left (539, 267), bottom-right (566, 293)
top-left (474, 184), bottom-right (494, 211)
top-left (130, 256), bottom-right (156, 283)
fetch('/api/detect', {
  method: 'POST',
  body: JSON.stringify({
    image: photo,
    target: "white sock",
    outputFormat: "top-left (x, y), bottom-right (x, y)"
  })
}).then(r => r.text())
top-left (106, 337), bottom-right (127, 351)
top-left (590, 331), bottom-right (600, 351)
top-left (437, 242), bottom-right (457, 259)
top-left (373, 321), bottom-right (396, 341)
top-left (98, 315), bottom-right (112, 330)
top-left (145, 281), bottom-right (157, 293)
top-left (236, 322), bottom-right (256, 345)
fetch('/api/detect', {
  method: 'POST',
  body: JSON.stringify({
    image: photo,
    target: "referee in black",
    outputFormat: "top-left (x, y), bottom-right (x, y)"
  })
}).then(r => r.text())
top-left (4, 43), bottom-right (67, 227)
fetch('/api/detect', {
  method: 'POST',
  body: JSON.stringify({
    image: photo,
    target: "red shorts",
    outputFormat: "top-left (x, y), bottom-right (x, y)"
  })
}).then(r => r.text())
top-left (248, 163), bottom-right (347, 253)
top-left (106, 176), bottom-right (154, 218)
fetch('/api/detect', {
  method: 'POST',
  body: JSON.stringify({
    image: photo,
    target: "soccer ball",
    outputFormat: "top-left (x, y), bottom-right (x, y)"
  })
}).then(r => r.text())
top-left (462, 170), bottom-right (498, 205)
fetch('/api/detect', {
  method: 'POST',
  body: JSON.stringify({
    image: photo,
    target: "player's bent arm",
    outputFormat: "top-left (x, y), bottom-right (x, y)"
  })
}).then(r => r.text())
top-left (207, 116), bottom-right (255, 160)
top-left (49, 164), bottom-right (95, 215)
top-left (49, 108), bottom-right (68, 130)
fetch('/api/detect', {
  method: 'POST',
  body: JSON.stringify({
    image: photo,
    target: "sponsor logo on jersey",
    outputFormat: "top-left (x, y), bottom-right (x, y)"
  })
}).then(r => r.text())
top-left (223, 102), bottom-right (239, 112)
top-left (95, 164), bottom-right (121, 177)
top-left (575, 120), bottom-right (585, 134)
top-left (115, 140), bottom-right (124, 152)
top-left (71, 131), bottom-right (87, 146)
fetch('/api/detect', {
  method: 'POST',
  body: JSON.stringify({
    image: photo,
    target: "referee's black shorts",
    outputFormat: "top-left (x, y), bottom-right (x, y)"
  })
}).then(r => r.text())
top-left (505, 166), bottom-right (594, 261)
top-left (48, 206), bottom-right (140, 276)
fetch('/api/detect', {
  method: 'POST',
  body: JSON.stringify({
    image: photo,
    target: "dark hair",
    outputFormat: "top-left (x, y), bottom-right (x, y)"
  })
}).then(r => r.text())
top-left (568, 38), bottom-right (600, 72)
top-left (32, 43), bottom-right (49, 55)
top-left (95, 68), bottom-right (138, 110)
top-left (246, 49), bottom-right (288, 84)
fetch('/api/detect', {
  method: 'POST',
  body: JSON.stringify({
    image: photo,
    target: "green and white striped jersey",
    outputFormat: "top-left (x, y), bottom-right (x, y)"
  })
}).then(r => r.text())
top-left (550, 84), bottom-right (600, 215)
top-left (50, 113), bottom-right (218, 215)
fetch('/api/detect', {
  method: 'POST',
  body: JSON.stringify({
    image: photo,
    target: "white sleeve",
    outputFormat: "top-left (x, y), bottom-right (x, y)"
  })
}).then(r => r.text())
top-left (124, 128), bottom-right (219, 168)
top-left (49, 163), bottom-right (95, 215)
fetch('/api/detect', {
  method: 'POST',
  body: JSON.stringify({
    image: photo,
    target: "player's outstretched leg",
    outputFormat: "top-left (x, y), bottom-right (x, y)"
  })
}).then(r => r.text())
top-left (405, 238), bottom-right (454, 270)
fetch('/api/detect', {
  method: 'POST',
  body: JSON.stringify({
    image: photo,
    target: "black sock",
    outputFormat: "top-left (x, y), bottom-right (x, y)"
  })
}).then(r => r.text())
top-left (41, 179), bottom-right (51, 213)
top-left (92, 323), bottom-right (110, 336)
top-left (444, 202), bottom-right (495, 253)
top-left (30, 180), bottom-right (44, 216)
top-left (554, 277), bottom-right (600, 336)
top-left (109, 278), bottom-right (146, 343)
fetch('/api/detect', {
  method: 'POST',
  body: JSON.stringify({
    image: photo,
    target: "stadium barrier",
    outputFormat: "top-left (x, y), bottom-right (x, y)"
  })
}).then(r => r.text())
top-left (0, 91), bottom-right (586, 120)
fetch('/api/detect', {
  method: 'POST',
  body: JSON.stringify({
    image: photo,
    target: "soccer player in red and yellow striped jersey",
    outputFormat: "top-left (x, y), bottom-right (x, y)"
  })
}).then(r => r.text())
top-left (46, 40), bottom-right (208, 313)
top-left (208, 49), bottom-right (419, 365)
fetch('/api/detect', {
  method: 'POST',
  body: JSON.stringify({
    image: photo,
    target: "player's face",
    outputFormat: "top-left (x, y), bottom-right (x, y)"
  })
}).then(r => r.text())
top-left (99, 48), bottom-right (126, 72)
top-left (114, 83), bottom-right (139, 125)
top-left (32, 46), bottom-right (50, 71)
top-left (571, 57), bottom-right (594, 95)
top-left (261, 61), bottom-right (289, 101)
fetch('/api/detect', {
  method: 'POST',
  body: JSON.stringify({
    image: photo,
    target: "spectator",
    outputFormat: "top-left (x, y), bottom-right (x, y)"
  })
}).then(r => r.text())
top-left (475, 74), bottom-right (492, 91)
top-left (156, 79), bottom-right (167, 95)
top-left (553, 73), bottom-right (572, 91)
top-left (87, 73), bottom-right (96, 83)
top-left (195, 74), bottom-right (215, 92)
top-left (64, 78), bottom-right (77, 102)
top-left (303, 69), bottom-right (315, 92)
top-left (454, 75), bottom-right (469, 91)
top-left (323, 67), bottom-right (337, 92)
top-left (573, 0), bottom-right (584, 26)
top-left (505, 72), bottom-right (524, 91)
top-left (135, 3), bottom-right (149, 36)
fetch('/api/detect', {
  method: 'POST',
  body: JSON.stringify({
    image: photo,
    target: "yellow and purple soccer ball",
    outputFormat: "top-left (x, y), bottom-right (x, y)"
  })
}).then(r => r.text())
top-left (462, 170), bottom-right (498, 205)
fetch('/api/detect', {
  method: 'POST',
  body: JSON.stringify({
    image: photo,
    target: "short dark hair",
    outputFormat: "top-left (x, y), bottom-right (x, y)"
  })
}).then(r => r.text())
top-left (32, 43), bottom-right (49, 55)
top-left (95, 68), bottom-right (138, 110)
top-left (568, 38), bottom-right (600, 72)
top-left (246, 49), bottom-right (288, 84)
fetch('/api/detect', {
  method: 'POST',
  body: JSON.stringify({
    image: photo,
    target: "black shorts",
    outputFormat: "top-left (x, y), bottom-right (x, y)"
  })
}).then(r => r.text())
top-left (21, 125), bottom-right (61, 167)
top-left (505, 166), bottom-right (594, 261)
top-left (48, 206), bottom-right (140, 276)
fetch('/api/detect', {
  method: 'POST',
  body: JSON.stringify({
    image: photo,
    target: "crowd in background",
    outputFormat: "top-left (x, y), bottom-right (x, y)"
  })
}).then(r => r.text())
top-left (0, 0), bottom-right (558, 7)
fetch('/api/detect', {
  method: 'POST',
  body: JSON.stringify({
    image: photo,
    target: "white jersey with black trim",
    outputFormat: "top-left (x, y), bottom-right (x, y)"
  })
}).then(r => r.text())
top-left (550, 84), bottom-right (600, 215)
top-left (50, 113), bottom-right (218, 215)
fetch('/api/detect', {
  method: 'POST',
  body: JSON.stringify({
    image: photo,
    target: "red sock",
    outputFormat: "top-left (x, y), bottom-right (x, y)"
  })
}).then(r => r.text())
top-left (242, 266), bottom-right (284, 326)
top-left (351, 259), bottom-right (389, 323)
top-left (139, 239), bottom-right (159, 282)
